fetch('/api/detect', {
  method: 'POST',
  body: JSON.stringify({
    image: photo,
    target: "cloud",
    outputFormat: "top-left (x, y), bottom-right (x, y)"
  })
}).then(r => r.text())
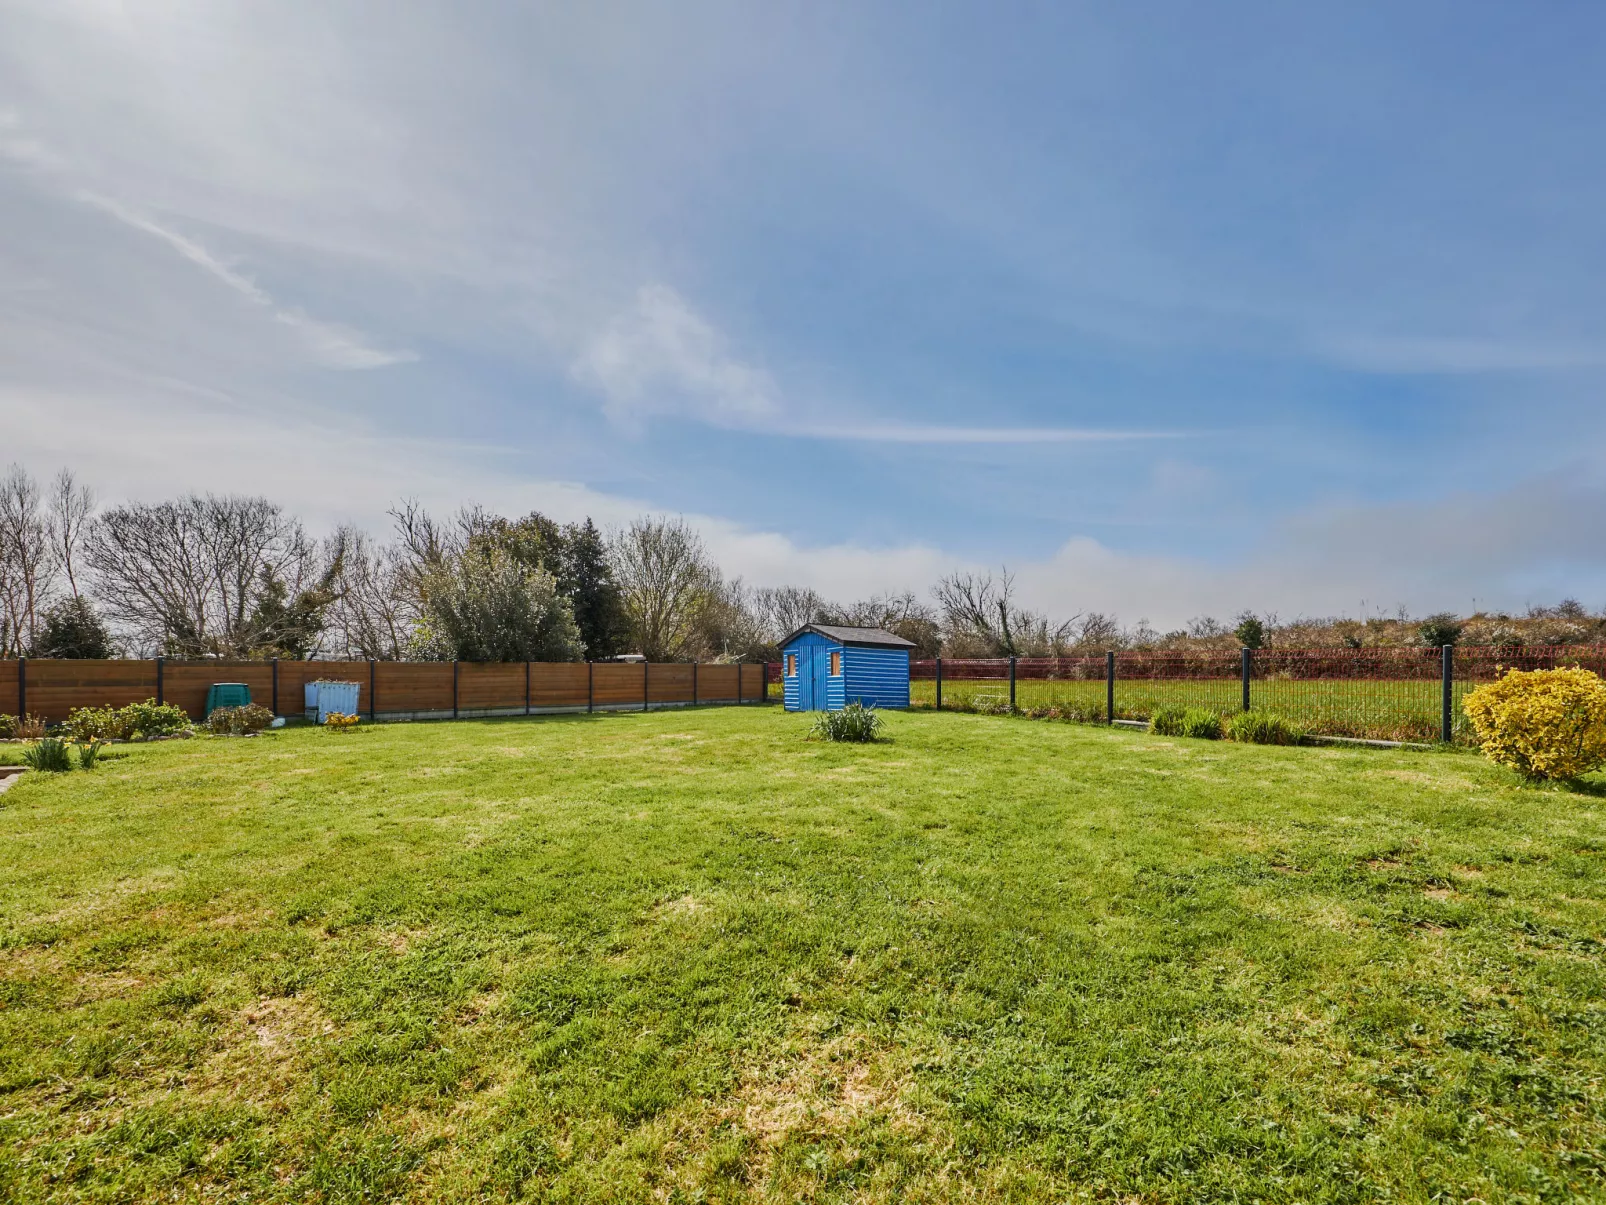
top-left (75, 191), bottom-right (416, 371)
top-left (571, 283), bottom-right (779, 429)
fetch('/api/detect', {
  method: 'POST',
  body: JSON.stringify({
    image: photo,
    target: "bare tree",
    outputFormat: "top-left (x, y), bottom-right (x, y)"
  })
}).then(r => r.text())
top-left (87, 494), bottom-right (329, 656)
top-left (753, 585), bottom-right (835, 641)
top-left (933, 568), bottom-right (1076, 656)
top-left (608, 516), bottom-right (718, 660)
top-left (48, 469), bottom-right (95, 600)
top-left (0, 465), bottom-right (55, 656)
top-left (328, 526), bottom-right (417, 659)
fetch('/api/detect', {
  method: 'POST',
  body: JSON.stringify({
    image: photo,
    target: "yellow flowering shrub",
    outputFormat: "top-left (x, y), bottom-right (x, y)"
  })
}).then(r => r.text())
top-left (1462, 666), bottom-right (1606, 780)
top-left (323, 711), bottom-right (361, 731)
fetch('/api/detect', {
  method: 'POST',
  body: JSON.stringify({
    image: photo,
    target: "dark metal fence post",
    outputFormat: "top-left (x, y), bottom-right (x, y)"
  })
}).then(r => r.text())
top-left (936, 657), bottom-right (943, 711)
top-left (587, 661), bottom-right (594, 713)
top-left (155, 656), bottom-right (164, 706)
top-left (525, 661), bottom-right (531, 716)
top-left (369, 659), bottom-right (376, 721)
top-left (1442, 644), bottom-right (1454, 744)
top-left (452, 660), bottom-right (459, 719)
top-left (1008, 655), bottom-right (1017, 712)
top-left (271, 657), bottom-right (279, 716)
top-left (16, 657), bottom-right (24, 719)
top-left (1106, 651), bottom-right (1115, 724)
top-left (1241, 648), bottom-right (1252, 712)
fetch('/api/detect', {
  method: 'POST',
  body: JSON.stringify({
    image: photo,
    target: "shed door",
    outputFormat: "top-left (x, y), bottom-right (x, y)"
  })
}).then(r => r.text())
top-left (811, 644), bottom-right (832, 710)
top-left (797, 645), bottom-right (814, 710)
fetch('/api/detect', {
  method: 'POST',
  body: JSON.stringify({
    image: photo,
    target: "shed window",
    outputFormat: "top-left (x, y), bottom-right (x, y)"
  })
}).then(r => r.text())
top-left (785, 653), bottom-right (797, 677)
top-left (829, 650), bottom-right (842, 676)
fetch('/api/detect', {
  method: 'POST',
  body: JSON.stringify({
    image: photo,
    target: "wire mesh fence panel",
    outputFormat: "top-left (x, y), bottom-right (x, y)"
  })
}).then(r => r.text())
top-left (1453, 645), bottom-right (1606, 744)
top-left (1007, 656), bottom-right (1111, 720)
top-left (910, 658), bottom-right (1014, 711)
top-left (1252, 649), bottom-right (1442, 742)
top-left (1113, 650), bottom-right (1243, 721)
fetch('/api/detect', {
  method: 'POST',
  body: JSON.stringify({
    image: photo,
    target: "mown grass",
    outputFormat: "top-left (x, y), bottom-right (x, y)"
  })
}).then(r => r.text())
top-left (1, 708), bottom-right (1605, 1202)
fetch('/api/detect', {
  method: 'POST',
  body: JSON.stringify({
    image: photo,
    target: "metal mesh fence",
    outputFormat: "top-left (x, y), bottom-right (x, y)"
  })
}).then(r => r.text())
top-left (911, 644), bottom-right (1606, 744)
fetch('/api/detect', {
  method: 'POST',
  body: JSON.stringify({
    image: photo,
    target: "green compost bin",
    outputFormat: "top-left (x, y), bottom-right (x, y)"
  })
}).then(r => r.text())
top-left (204, 683), bottom-right (252, 717)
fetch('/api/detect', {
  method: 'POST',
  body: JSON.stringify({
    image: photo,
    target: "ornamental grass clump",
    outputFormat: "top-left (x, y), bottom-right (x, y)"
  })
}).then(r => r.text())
top-left (1227, 710), bottom-right (1306, 746)
top-left (1150, 706), bottom-right (1186, 736)
top-left (810, 703), bottom-right (882, 743)
top-left (1462, 666), bottom-right (1606, 781)
top-left (21, 738), bottom-right (72, 773)
top-left (1179, 707), bottom-right (1224, 740)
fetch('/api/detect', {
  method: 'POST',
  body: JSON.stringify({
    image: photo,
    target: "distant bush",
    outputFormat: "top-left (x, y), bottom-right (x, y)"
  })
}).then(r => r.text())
top-left (21, 738), bottom-right (72, 773)
top-left (1463, 667), bottom-right (1606, 781)
top-left (1234, 613), bottom-right (1266, 650)
top-left (810, 703), bottom-right (882, 743)
top-left (1227, 711), bottom-right (1306, 745)
top-left (206, 704), bottom-right (274, 736)
top-left (1417, 613), bottom-right (1464, 648)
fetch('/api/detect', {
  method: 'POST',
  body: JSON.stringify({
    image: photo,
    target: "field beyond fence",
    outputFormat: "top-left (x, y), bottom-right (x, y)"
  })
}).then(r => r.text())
top-left (0, 658), bottom-right (767, 723)
top-left (762, 645), bottom-right (1606, 744)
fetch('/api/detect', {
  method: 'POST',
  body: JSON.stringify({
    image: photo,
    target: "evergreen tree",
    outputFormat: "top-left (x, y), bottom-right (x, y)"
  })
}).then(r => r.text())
top-left (32, 596), bottom-right (114, 658)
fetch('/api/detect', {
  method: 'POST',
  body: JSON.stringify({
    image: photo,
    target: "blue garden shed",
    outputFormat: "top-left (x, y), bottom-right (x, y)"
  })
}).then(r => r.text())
top-left (780, 624), bottom-right (915, 711)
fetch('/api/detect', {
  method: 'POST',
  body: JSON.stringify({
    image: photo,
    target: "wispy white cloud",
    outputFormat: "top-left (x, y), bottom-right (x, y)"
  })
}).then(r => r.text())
top-left (784, 423), bottom-right (1183, 444)
top-left (74, 191), bottom-right (416, 371)
top-left (571, 284), bottom-right (779, 428)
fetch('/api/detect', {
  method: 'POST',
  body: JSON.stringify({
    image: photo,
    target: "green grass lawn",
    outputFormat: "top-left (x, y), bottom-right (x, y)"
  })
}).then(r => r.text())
top-left (2, 709), bottom-right (1605, 1203)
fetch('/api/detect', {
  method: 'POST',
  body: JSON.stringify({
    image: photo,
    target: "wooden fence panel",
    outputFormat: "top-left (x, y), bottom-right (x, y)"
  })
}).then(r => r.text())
top-left (164, 661), bottom-right (275, 720)
top-left (532, 663), bottom-right (590, 709)
top-left (458, 662), bottom-right (526, 711)
top-left (373, 663), bottom-right (453, 714)
top-left (1, 661), bottom-right (19, 717)
top-left (697, 664), bottom-right (739, 702)
top-left (592, 662), bottom-right (646, 707)
top-left (0, 658), bottom-right (768, 722)
top-left (23, 659), bottom-right (159, 722)
top-left (648, 663), bottom-right (694, 704)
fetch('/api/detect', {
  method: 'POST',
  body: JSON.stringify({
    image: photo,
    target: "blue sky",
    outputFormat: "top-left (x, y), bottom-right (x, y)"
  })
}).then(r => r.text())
top-left (3, 1), bottom-right (1605, 625)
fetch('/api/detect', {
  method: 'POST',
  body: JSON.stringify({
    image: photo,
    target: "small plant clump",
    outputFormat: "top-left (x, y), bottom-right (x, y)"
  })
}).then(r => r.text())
top-left (0, 714), bottom-right (47, 740)
top-left (206, 704), bottom-right (275, 736)
top-left (1462, 666), bottom-right (1606, 781)
top-left (75, 739), bottom-right (106, 770)
top-left (809, 702), bottom-right (882, 743)
top-left (21, 738), bottom-right (73, 773)
top-left (1150, 706), bottom-right (1224, 739)
top-left (1227, 710), bottom-right (1306, 745)
top-left (323, 712), bottom-right (362, 732)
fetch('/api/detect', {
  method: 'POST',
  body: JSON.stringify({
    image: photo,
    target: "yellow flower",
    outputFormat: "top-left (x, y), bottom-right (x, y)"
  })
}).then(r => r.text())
top-left (1462, 666), bottom-right (1606, 780)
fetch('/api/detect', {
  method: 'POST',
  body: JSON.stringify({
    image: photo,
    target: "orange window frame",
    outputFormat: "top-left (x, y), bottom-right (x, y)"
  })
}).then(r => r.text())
top-left (829, 650), bottom-right (842, 676)
top-left (785, 653), bottom-right (797, 677)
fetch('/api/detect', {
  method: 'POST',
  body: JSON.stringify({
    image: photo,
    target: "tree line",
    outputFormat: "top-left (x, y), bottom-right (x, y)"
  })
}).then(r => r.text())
top-left (7, 463), bottom-right (1593, 663)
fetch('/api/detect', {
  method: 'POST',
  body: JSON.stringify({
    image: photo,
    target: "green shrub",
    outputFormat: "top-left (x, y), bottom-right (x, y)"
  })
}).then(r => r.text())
top-left (810, 703), bottom-right (883, 743)
top-left (205, 704), bottom-right (274, 736)
top-left (21, 738), bottom-right (72, 773)
top-left (1, 713), bottom-right (45, 739)
top-left (1179, 707), bottom-right (1223, 739)
top-left (122, 699), bottom-right (190, 739)
top-left (1150, 706), bottom-right (1186, 736)
top-left (1227, 710), bottom-right (1306, 745)
top-left (63, 706), bottom-right (134, 743)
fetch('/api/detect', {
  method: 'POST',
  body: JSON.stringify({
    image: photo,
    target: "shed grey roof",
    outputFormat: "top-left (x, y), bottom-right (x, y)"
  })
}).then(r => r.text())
top-left (780, 623), bottom-right (917, 649)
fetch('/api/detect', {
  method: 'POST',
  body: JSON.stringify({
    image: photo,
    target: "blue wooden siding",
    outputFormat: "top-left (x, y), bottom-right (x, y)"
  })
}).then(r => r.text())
top-left (782, 632), bottom-right (909, 711)
top-left (843, 645), bottom-right (910, 709)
